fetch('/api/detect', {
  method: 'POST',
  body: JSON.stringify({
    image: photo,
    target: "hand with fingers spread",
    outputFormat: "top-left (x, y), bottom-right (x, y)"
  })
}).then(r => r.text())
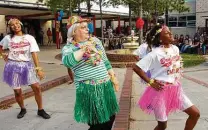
top-left (148, 79), bottom-right (164, 91)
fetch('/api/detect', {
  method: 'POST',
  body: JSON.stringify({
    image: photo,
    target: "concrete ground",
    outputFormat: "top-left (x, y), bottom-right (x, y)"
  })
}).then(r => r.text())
top-left (1, 45), bottom-right (208, 130)
top-left (0, 68), bottom-right (126, 130)
top-left (0, 45), bottom-right (67, 98)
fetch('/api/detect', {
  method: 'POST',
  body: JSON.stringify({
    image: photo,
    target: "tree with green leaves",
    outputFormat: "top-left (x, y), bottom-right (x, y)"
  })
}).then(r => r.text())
top-left (38, 0), bottom-right (80, 16)
top-left (39, 0), bottom-right (100, 16)
top-left (108, 0), bottom-right (189, 24)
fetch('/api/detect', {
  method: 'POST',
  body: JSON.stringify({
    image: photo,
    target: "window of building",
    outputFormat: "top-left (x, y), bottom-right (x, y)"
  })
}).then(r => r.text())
top-left (169, 22), bottom-right (177, 27)
top-left (187, 21), bottom-right (196, 27)
top-left (168, 15), bottom-right (196, 27)
top-left (168, 16), bottom-right (178, 27)
top-left (178, 16), bottom-right (186, 27)
top-left (178, 22), bottom-right (186, 27)
top-left (187, 15), bottom-right (196, 27)
top-left (178, 16), bottom-right (186, 21)
top-left (187, 16), bottom-right (196, 21)
top-left (169, 16), bottom-right (177, 21)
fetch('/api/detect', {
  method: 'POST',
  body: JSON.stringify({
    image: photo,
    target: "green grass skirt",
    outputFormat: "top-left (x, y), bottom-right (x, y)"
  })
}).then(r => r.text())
top-left (74, 80), bottom-right (119, 125)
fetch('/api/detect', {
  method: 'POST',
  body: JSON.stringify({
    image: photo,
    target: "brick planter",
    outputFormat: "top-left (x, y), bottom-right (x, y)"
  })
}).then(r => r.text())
top-left (106, 49), bottom-right (137, 68)
top-left (106, 49), bottom-right (137, 62)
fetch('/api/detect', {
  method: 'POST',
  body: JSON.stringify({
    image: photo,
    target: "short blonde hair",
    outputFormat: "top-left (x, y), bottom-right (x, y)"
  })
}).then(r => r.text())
top-left (67, 22), bottom-right (89, 42)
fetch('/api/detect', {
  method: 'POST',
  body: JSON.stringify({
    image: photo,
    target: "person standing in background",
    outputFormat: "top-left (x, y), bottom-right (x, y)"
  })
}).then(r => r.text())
top-left (0, 33), bottom-right (4, 41)
top-left (46, 28), bottom-right (52, 45)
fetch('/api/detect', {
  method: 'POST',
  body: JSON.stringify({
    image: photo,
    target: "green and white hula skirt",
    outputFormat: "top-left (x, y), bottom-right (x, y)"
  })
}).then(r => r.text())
top-left (74, 77), bottom-right (119, 125)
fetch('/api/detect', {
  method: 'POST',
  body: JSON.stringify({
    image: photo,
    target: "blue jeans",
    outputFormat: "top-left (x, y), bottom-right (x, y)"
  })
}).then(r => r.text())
top-left (181, 45), bottom-right (191, 53)
top-left (202, 45), bottom-right (207, 55)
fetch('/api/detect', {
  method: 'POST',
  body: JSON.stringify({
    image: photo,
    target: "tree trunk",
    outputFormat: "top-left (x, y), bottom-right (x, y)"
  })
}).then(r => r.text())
top-left (99, 0), bottom-right (103, 43)
top-left (78, 0), bottom-right (81, 15)
top-left (67, 0), bottom-right (72, 16)
top-left (155, 0), bottom-right (158, 24)
top-left (87, 0), bottom-right (91, 13)
top-left (129, 3), bottom-right (132, 31)
top-left (139, 0), bottom-right (143, 45)
top-left (165, 3), bottom-right (168, 25)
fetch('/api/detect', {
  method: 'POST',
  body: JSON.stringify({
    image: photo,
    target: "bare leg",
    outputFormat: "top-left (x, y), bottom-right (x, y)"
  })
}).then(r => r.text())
top-left (184, 105), bottom-right (200, 130)
top-left (14, 88), bottom-right (27, 119)
top-left (67, 68), bottom-right (74, 84)
top-left (30, 83), bottom-right (43, 110)
top-left (14, 88), bottom-right (25, 109)
top-left (154, 121), bottom-right (167, 130)
top-left (30, 83), bottom-right (50, 119)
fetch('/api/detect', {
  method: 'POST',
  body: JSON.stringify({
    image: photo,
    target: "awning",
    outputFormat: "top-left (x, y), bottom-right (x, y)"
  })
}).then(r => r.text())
top-left (0, 0), bottom-right (53, 19)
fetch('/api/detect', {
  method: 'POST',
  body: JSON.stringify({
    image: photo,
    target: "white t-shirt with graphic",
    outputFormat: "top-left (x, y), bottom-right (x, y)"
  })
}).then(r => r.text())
top-left (0, 34), bottom-right (40, 61)
top-left (136, 45), bottom-right (182, 83)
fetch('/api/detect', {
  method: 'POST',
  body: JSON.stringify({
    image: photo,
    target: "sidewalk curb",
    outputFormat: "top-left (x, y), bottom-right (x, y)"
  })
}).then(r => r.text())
top-left (0, 75), bottom-right (70, 109)
top-left (114, 68), bottom-right (133, 130)
top-left (183, 74), bottom-right (208, 88)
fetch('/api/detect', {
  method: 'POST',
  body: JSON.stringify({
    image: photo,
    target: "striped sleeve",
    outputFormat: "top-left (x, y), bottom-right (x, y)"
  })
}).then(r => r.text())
top-left (94, 37), bottom-right (112, 70)
top-left (62, 44), bottom-right (79, 68)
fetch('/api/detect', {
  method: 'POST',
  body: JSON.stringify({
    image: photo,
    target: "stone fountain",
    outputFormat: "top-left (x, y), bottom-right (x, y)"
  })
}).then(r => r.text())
top-left (122, 36), bottom-right (139, 51)
top-left (122, 30), bottom-right (139, 51)
top-left (106, 31), bottom-right (139, 68)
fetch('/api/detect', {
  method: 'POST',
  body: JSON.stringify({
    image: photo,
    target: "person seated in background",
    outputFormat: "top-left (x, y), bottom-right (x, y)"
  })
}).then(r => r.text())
top-left (202, 37), bottom-right (208, 55)
top-left (181, 35), bottom-right (192, 53)
top-left (173, 34), bottom-right (179, 46)
top-left (189, 33), bottom-right (201, 54)
top-left (178, 34), bottom-right (185, 50)
top-left (0, 33), bottom-right (4, 41)
top-left (181, 38), bottom-right (193, 53)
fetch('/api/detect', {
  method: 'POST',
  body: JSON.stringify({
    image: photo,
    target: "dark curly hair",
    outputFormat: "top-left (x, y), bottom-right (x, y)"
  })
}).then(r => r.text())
top-left (145, 24), bottom-right (163, 52)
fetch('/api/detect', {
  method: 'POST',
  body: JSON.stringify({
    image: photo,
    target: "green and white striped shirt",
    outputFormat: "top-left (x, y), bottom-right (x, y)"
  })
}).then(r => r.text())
top-left (62, 37), bottom-right (112, 87)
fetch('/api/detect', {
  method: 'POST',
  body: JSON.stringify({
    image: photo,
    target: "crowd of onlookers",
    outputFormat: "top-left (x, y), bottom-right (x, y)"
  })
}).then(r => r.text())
top-left (173, 31), bottom-right (208, 55)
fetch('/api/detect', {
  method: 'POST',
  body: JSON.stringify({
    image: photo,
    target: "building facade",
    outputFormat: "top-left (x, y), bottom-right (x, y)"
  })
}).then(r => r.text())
top-left (168, 0), bottom-right (208, 38)
top-left (168, 0), bottom-right (196, 38)
top-left (196, 0), bottom-right (208, 32)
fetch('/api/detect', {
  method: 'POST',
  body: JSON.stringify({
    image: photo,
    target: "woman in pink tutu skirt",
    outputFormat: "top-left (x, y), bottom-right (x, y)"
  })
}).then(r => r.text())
top-left (133, 24), bottom-right (200, 130)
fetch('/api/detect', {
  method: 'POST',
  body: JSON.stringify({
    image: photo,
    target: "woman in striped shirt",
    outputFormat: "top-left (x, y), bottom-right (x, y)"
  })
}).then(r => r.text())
top-left (62, 16), bottom-right (119, 130)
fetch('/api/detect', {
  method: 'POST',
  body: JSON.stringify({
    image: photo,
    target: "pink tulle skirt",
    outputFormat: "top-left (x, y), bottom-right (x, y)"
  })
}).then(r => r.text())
top-left (138, 82), bottom-right (183, 120)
